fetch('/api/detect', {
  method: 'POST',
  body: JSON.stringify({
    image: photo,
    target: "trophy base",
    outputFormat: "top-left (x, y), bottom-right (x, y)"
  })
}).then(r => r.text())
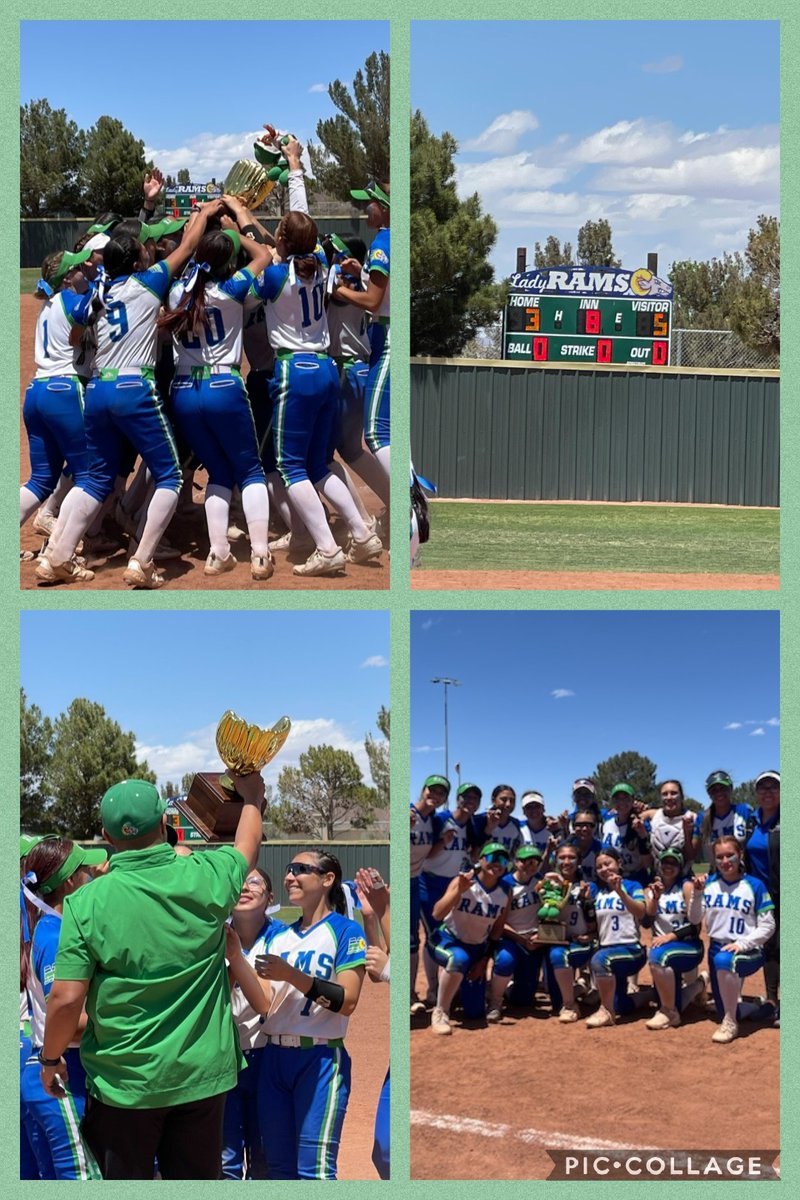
top-left (536, 923), bottom-right (568, 944)
top-left (176, 772), bottom-right (242, 843)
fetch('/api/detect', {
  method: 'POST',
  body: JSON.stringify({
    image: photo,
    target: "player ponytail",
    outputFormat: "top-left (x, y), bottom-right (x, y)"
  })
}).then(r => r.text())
top-left (35, 251), bottom-right (68, 298)
top-left (276, 211), bottom-right (321, 282)
top-left (308, 850), bottom-right (347, 915)
top-left (158, 230), bottom-right (237, 340)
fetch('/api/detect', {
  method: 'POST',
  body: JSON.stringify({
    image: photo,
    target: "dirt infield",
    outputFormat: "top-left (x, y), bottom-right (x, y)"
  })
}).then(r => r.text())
top-left (410, 951), bottom-right (778, 1180)
top-left (412, 570), bottom-right (779, 591)
top-left (338, 975), bottom-right (389, 1179)
top-left (19, 295), bottom-right (388, 592)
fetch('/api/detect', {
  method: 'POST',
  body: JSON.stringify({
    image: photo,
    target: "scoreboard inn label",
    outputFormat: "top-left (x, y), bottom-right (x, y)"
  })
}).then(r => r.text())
top-left (504, 266), bottom-right (673, 366)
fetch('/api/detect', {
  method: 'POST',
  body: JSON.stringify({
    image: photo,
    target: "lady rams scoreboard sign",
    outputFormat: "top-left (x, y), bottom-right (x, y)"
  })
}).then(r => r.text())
top-left (504, 266), bottom-right (673, 366)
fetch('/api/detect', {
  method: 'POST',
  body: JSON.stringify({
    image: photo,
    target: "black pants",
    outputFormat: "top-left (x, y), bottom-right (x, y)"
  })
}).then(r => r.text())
top-left (82, 1091), bottom-right (226, 1179)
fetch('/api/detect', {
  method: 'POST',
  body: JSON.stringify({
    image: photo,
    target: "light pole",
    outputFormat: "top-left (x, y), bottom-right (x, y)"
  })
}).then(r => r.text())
top-left (431, 677), bottom-right (460, 781)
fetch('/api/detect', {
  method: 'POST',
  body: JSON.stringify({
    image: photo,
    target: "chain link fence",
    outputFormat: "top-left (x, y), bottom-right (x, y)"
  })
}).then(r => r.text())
top-left (671, 328), bottom-right (779, 370)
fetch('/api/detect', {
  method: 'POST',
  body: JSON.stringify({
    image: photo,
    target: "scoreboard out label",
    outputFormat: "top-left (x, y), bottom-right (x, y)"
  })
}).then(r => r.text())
top-left (504, 266), bottom-right (673, 366)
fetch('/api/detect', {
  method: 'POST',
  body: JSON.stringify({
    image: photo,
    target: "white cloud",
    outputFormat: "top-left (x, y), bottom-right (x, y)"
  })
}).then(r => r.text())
top-left (145, 129), bottom-right (314, 183)
top-left (551, 688), bottom-right (575, 700)
top-left (503, 190), bottom-right (587, 217)
top-left (624, 193), bottom-right (693, 222)
top-left (457, 154), bottom-right (568, 199)
top-left (642, 55), bottom-right (683, 74)
top-left (572, 119), bottom-right (675, 166)
top-left (766, 717), bottom-right (780, 726)
top-left (137, 716), bottom-right (375, 790)
top-left (750, 727), bottom-right (766, 736)
top-left (309, 83), bottom-right (327, 93)
top-left (594, 145), bottom-right (779, 199)
top-left (412, 744), bottom-right (445, 753)
top-left (724, 722), bottom-right (743, 730)
top-left (463, 110), bottom-right (539, 153)
top-left (361, 655), bottom-right (388, 668)
top-left (420, 618), bottom-right (442, 631)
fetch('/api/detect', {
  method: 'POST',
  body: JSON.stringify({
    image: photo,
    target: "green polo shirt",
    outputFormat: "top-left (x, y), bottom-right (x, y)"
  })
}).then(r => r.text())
top-left (56, 841), bottom-right (248, 1108)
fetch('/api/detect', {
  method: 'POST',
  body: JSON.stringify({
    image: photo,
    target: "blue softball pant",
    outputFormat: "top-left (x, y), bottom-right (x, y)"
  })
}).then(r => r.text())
top-left (411, 875), bottom-right (422, 953)
top-left (272, 353), bottom-right (340, 486)
top-left (20, 1048), bottom-right (99, 1180)
top-left (419, 872), bottom-right (450, 941)
top-left (20, 1033), bottom-right (43, 1180)
top-left (494, 939), bottom-right (545, 1006)
top-left (334, 360), bottom-right (370, 463)
top-left (364, 322), bottom-right (390, 452)
top-left (372, 1068), bottom-right (390, 1179)
top-left (258, 1041), bottom-right (350, 1180)
top-left (82, 372), bottom-right (181, 501)
top-left (544, 942), bottom-right (595, 1010)
top-left (707, 939), bottom-right (765, 1020)
top-left (648, 939), bottom-right (704, 1013)
top-left (171, 372), bottom-right (265, 492)
top-left (23, 376), bottom-right (90, 499)
top-left (428, 926), bottom-right (487, 976)
top-left (591, 943), bottom-right (647, 1015)
top-left (221, 1047), bottom-right (267, 1180)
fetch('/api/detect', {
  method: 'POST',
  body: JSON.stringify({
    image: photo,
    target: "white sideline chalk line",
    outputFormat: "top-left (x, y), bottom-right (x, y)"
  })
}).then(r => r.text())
top-left (411, 1109), bottom-right (651, 1153)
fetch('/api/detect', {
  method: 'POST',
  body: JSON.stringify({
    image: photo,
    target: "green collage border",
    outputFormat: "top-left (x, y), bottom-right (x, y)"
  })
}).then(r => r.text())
top-left (2, 2), bottom-right (793, 1194)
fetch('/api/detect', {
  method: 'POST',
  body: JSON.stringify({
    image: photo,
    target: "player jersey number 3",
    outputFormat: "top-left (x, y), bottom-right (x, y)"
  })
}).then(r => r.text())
top-left (299, 283), bottom-right (324, 328)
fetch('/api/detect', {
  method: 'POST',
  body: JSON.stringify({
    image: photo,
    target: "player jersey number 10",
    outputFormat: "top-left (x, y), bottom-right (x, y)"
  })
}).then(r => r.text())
top-left (179, 307), bottom-right (226, 349)
top-left (299, 283), bottom-right (324, 328)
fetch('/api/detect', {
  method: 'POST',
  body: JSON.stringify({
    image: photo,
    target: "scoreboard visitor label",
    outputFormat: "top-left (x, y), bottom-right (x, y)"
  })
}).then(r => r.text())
top-left (504, 266), bottom-right (673, 366)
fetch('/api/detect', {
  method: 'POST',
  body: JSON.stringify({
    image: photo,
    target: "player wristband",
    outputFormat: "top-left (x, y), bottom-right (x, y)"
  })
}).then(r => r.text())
top-left (240, 224), bottom-right (265, 243)
top-left (305, 977), bottom-right (345, 1013)
top-left (37, 1049), bottom-right (63, 1067)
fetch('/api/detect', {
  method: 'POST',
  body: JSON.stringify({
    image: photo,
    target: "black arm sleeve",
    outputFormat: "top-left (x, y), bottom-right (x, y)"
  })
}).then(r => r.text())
top-left (305, 977), bottom-right (345, 1013)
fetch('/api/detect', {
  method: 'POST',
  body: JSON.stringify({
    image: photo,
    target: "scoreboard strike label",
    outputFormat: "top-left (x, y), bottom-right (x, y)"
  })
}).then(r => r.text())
top-left (504, 266), bottom-right (673, 366)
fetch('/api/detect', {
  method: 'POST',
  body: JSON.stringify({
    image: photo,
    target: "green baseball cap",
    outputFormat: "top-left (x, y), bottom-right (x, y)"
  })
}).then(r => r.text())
top-left (36, 843), bottom-right (108, 895)
top-left (457, 781), bottom-right (482, 799)
top-left (101, 779), bottom-right (166, 841)
top-left (480, 842), bottom-right (510, 859)
top-left (705, 770), bottom-right (733, 792)
top-left (350, 182), bottom-right (390, 209)
top-left (659, 848), bottom-right (684, 866)
top-left (611, 783), bottom-right (636, 799)
top-left (516, 846), bottom-right (544, 861)
top-left (160, 217), bottom-right (189, 235)
top-left (424, 774), bottom-right (451, 793)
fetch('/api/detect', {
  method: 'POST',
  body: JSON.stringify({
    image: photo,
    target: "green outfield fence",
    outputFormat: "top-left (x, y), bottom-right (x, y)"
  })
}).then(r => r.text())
top-left (411, 357), bottom-right (779, 507)
top-left (21, 216), bottom-right (374, 269)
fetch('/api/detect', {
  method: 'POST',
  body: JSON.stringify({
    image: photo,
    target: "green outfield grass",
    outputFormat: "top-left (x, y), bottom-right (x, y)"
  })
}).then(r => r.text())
top-left (21, 268), bottom-right (40, 294)
top-left (420, 501), bottom-right (779, 575)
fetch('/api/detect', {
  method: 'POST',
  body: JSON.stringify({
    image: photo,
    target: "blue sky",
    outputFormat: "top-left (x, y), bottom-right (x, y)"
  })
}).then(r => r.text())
top-left (21, 21), bottom-right (388, 183)
top-left (21, 612), bottom-right (388, 789)
top-left (412, 21), bottom-right (779, 277)
top-left (411, 611), bottom-right (779, 811)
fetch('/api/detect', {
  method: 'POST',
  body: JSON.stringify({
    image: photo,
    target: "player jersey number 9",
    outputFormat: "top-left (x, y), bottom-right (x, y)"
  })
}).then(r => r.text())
top-left (107, 301), bottom-right (129, 343)
top-left (299, 283), bottom-right (324, 328)
top-left (179, 306), bottom-right (225, 349)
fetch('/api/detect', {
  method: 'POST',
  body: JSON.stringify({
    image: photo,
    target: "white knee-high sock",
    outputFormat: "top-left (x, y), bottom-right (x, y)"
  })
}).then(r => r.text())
top-left (316, 472), bottom-right (369, 540)
top-left (42, 472), bottom-right (73, 517)
top-left (374, 444), bottom-right (390, 482)
top-left (135, 489), bottom-right (179, 565)
top-left (555, 966), bottom-right (576, 1008)
top-left (204, 485), bottom-right (232, 560)
top-left (327, 460), bottom-right (370, 521)
top-left (20, 486), bottom-right (40, 526)
top-left (488, 971), bottom-right (509, 1009)
top-left (47, 488), bottom-right (103, 562)
top-left (437, 970), bottom-right (464, 1015)
top-left (266, 472), bottom-right (295, 530)
top-left (716, 969), bottom-right (741, 1020)
top-left (422, 946), bottom-right (439, 996)
top-left (348, 448), bottom-right (390, 506)
top-left (650, 963), bottom-right (676, 1009)
top-left (86, 495), bottom-right (114, 537)
top-left (241, 482), bottom-right (269, 557)
top-left (410, 951), bottom-right (420, 999)
top-left (287, 480), bottom-right (337, 553)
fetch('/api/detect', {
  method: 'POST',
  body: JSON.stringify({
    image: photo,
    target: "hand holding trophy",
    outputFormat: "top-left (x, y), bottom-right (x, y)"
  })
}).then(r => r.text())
top-left (177, 711), bottom-right (291, 841)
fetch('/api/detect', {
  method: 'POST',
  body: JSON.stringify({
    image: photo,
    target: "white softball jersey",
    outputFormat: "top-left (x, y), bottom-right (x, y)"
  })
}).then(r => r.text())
top-left (94, 262), bottom-right (172, 371)
top-left (443, 875), bottom-right (511, 945)
top-left (702, 874), bottom-right (775, 950)
top-left (262, 913), bottom-right (366, 1040)
top-left (594, 880), bottom-right (644, 945)
top-left (34, 290), bottom-right (92, 376)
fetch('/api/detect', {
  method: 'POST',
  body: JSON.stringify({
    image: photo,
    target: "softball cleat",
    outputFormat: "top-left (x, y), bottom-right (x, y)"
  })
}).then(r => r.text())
top-left (35, 554), bottom-right (95, 585)
top-left (292, 548), bottom-right (347, 577)
top-left (204, 552), bottom-right (237, 576)
top-left (585, 1005), bottom-right (616, 1029)
top-left (646, 1008), bottom-right (681, 1030)
top-left (250, 552), bottom-right (275, 581)
top-left (346, 532), bottom-right (383, 563)
top-left (122, 558), bottom-right (165, 589)
top-left (711, 1015), bottom-right (739, 1044)
top-left (430, 1007), bottom-right (452, 1035)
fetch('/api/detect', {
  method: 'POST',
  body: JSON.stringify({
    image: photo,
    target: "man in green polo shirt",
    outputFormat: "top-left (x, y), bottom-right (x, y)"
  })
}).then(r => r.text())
top-left (39, 772), bottom-right (266, 1179)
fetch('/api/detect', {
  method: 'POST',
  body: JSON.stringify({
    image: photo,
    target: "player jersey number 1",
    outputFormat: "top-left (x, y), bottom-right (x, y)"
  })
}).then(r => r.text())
top-left (299, 283), bottom-right (324, 328)
top-left (179, 306), bottom-right (225, 349)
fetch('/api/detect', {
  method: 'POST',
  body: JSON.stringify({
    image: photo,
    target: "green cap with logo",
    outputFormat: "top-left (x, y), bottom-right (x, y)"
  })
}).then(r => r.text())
top-left (659, 847), bottom-right (684, 866)
top-left (611, 782), bottom-right (636, 799)
top-left (705, 770), bottom-right (733, 792)
top-left (101, 779), bottom-right (166, 841)
top-left (516, 845), bottom-right (544, 861)
top-left (480, 842), bottom-right (510, 860)
top-left (424, 774), bottom-right (451, 793)
top-left (457, 781), bottom-right (482, 799)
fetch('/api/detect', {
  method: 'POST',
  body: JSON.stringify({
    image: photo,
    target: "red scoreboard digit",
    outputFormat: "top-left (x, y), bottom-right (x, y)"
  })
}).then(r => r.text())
top-left (596, 338), bottom-right (613, 364)
top-left (652, 340), bottom-right (669, 366)
top-left (533, 336), bottom-right (549, 361)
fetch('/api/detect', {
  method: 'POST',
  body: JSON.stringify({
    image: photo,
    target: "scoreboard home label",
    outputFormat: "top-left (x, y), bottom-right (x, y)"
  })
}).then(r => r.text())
top-left (504, 266), bottom-right (673, 366)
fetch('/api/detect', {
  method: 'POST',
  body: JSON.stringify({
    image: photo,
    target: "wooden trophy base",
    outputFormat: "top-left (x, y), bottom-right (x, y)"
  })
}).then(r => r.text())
top-left (176, 772), bottom-right (242, 843)
top-left (536, 922), bottom-right (568, 945)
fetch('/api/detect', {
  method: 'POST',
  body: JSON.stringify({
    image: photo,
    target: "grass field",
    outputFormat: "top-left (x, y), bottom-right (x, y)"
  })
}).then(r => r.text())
top-left (21, 268), bottom-right (39, 294)
top-left (420, 501), bottom-right (779, 575)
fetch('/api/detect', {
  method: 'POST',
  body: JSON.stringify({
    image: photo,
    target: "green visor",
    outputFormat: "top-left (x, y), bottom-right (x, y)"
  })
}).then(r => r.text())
top-left (36, 844), bottom-right (108, 895)
top-left (350, 182), bottom-right (390, 208)
top-left (52, 248), bottom-right (93, 287)
top-left (161, 217), bottom-right (189, 235)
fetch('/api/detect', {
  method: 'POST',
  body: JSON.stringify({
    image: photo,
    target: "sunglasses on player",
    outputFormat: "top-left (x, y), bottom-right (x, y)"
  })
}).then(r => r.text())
top-left (285, 862), bottom-right (326, 878)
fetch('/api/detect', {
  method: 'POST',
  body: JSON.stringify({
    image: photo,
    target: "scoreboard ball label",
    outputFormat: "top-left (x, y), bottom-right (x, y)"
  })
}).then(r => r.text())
top-left (504, 266), bottom-right (673, 366)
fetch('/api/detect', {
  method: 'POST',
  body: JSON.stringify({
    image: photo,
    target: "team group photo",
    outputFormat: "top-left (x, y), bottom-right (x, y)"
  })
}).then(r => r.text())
top-left (409, 611), bottom-right (779, 1180)
top-left (20, 20), bottom-right (390, 591)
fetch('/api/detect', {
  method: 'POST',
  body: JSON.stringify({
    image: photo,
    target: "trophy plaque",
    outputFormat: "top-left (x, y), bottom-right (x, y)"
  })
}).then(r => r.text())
top-left (535, 922), bottom-right (568, 945)
top-left (176, 711), bottom-right (291, 842)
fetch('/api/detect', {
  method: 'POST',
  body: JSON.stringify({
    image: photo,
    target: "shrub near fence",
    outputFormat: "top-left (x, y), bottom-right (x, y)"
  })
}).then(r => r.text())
top-left (411, 358), bottom-right (779, 508)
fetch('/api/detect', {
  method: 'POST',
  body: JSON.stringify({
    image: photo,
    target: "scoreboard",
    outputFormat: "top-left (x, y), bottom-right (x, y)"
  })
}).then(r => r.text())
top-left (165, 182), bottom-right (222, 217)
top-left (503, 266), bottom-right (673, 367)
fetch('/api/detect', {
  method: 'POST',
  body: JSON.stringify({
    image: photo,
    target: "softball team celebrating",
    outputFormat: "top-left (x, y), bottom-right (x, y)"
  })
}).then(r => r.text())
top-left (411, 769), bottom-right (779, 1045)
top-left (20, 834), bottom-right (384, 1179)
top-left (21, 132), bottom-right (389, 588)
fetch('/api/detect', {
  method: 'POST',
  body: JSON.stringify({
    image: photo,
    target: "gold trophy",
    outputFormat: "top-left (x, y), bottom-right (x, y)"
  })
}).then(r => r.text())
top-left (177, 711), bottom-right (291, 842)
top-left (222, 160), bottom-right (275, 210)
